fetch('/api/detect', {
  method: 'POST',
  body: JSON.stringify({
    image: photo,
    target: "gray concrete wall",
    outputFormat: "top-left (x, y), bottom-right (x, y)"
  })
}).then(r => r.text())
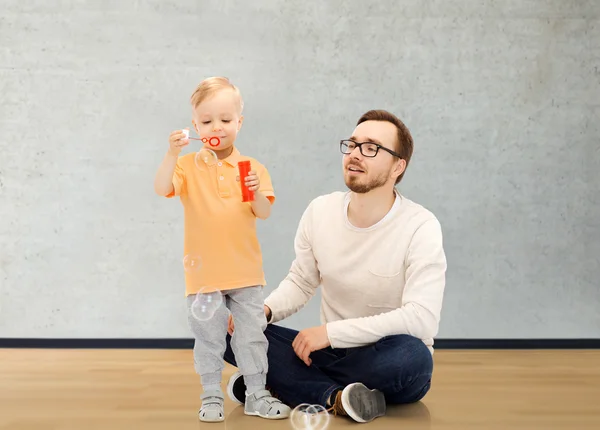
top-left (1, 0), bottom-right (598, 339)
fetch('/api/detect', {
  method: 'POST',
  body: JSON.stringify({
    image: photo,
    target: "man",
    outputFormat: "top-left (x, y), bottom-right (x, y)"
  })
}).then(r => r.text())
top-left (224, 109), bottom-right (447, 423)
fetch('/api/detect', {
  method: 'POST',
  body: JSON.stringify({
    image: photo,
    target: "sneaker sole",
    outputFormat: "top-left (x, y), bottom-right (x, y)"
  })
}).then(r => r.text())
top-left (226, 371), bottom-right (244, 405)
top-left (244, 410), bottom-right (290, 419)
top-left (341, 383), bottom-right (386, 423)
top-left (198, 406), bottom-right (225, 422)
top-left (199, 415), bottom-right (225, 423)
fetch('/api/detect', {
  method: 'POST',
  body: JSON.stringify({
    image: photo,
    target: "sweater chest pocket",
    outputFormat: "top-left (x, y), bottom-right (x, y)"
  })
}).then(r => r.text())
top-left (367, 251), bottom-right (405, 278)
top-left (365, 235), bottom-right (407, 279)
top-left (365, 261), bottom-right (405, 308)
top-left (368, 265), bottom-right (402, 278)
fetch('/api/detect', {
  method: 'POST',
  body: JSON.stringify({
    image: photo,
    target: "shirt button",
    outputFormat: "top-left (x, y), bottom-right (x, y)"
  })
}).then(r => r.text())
top-left (218, 162), bottom-right (222, 167)
top-left (219, 176), bottom-right (224, 180)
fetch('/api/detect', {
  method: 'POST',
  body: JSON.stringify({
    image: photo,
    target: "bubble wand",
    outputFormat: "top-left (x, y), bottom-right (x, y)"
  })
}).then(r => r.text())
top-left (182, 129), bottom-right (221, 147)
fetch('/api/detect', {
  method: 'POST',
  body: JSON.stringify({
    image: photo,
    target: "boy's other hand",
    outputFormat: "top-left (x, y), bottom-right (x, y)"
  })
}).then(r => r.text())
top-left (245, 170), bottom-right (260, 191)
top-left (168, 129), bottom-right (189, 156)
top-left (235, 170), bottom-right (260, 191)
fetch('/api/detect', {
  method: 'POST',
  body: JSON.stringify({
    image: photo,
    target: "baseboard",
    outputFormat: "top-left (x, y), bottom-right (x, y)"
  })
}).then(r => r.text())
top-left (0, 338), bottom-right (599, 349)
top-left (433, 339), bottom-right (600, 349)
top-left (0, 338), bottom-right (194, 349)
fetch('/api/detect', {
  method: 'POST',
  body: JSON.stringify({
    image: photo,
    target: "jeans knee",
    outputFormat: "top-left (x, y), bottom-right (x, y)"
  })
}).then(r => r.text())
top-left (411, 376), bottom-right (432, 402)
top-left (374, 335), bottom-right (433, 392)
top-left (379, 335), bottom-right (432, 366)
top-left (387, 373), bottom-right (432, 405)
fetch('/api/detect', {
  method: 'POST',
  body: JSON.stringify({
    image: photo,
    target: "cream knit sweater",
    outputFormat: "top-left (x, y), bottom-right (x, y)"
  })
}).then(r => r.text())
top-left (264, 190), bottom-right (447, 354)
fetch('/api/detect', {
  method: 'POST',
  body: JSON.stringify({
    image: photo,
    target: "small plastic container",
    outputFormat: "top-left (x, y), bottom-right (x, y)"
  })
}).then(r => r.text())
top-left (238, 160), bottom-right (255, 202)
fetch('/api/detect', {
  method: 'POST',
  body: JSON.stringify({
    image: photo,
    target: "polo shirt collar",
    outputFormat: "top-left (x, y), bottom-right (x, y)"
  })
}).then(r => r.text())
top-left (222, 147), bottom-right (243, 167)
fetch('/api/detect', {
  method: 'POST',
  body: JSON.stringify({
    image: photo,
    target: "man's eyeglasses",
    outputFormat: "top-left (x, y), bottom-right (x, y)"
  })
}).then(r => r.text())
top-left (340, 139), bottom-right (402, 159)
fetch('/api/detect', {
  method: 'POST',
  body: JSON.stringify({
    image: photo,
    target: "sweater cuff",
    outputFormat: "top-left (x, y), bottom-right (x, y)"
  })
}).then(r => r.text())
top-left (264, 298), bottom-right (279, 323)
top-left (325, 320), bottom-right (345, 349)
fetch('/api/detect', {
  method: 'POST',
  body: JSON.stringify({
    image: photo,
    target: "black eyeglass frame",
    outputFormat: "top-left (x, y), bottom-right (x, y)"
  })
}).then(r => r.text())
top-left (339, 139), bottom-right (403, 159)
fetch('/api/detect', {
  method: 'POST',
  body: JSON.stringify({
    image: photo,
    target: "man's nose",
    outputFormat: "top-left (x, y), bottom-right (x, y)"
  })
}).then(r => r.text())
top-left (350, 145), bottom-right (363, 159)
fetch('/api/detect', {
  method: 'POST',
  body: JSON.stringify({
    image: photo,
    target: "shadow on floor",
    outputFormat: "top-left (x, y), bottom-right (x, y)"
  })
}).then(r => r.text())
top-left (219, 401), bottom-right (431, 429)
top-left (386, 401), bottom-right (432, 428)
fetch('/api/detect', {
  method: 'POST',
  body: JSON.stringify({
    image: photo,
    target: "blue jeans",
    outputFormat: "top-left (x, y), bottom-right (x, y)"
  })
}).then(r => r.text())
top-left (224, 324), bottom-right (433, 408)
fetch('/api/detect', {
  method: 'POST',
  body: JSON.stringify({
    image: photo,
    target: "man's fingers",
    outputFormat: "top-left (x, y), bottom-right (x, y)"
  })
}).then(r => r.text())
top-left (227, 315), bottom-right (234, 335)
top-left (292, 336), bottom-right (304, 360)
top-left (301, 348), bottom-right (310, 366)
top-left (301, 344), bottom-right (312, 366)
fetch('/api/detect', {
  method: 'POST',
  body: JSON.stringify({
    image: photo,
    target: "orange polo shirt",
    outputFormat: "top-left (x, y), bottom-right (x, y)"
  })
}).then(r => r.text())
top-left (166, 147), bottom-right (275, 296)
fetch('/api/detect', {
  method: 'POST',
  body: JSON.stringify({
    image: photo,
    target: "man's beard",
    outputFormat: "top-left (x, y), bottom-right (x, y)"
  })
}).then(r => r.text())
top-left (345, 171), bottom-right (388, 193)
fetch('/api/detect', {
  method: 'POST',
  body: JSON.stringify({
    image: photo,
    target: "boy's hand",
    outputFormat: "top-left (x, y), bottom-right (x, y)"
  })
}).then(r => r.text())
top-left (236, 170), bottom-right (271, 218)
top-left (168, 129), bottom-right (189, 156)
top-left (243, 170), bottom-right (260, 191)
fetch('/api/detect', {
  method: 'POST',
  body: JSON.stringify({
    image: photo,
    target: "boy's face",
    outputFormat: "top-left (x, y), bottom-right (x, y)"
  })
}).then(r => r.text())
top-left (192, 89), bottom-right (243, 153)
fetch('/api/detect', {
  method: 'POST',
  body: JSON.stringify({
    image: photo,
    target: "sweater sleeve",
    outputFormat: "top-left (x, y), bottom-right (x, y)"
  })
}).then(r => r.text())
top-left (264, 201), bottom-right (321, 323)
top-left (325, 217), bottom-right (447, 348)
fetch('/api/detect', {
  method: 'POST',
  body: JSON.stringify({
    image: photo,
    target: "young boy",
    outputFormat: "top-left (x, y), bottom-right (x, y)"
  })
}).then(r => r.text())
top-left (153, 77), bottom-right (291, 422)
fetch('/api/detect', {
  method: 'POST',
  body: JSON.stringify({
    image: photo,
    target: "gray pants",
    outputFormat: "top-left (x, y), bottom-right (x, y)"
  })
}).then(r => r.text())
top-left (186, 285), bottom-right (268, 389)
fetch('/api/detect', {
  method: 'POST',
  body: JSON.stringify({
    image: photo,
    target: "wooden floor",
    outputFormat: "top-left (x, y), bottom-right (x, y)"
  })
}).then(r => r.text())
top-left (0, 349), bottom-right (599, 430)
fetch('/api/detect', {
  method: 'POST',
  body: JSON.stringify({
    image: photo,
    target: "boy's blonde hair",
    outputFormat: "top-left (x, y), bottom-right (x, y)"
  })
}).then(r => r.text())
top-left (190, 76), bottom-right (244, 113)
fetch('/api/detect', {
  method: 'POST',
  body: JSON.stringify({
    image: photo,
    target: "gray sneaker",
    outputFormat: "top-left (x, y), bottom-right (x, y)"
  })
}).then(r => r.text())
top-left (198, 390), bottom-right (225, 422)
top-left (244, 389), bottom-right (291, 419)
top-left (340, 383), bottom-right (386, 423)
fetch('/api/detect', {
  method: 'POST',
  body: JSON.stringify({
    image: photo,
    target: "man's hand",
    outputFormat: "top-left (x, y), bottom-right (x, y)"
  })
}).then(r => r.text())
top-left (292, 325), bottom-right (331, 366)
top-left (228, 305), bottom-right (271, 335)
top-left (227, 313), bottom-right (235, 335)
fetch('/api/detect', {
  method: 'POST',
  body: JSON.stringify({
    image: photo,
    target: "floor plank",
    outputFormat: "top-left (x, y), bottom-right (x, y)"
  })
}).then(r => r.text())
top-left (0, 349), bottom-right (598, 429)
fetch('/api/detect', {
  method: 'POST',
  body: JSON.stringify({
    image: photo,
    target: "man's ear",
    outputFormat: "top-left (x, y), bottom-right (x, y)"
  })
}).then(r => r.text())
top-left (392, 158), bottom-right (407, 181)
top-left (237, 115), bottom-right (244, 131)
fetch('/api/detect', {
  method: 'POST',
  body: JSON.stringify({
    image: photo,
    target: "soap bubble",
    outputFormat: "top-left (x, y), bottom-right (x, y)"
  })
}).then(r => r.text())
top-left (290, 404), bottom-right (330, 430)
top-left (183, 255), bottom-right (202, 272)
top-left (195, 147), bottom-right (218, 169)
top-left (190, 289), bottom-right (223, 321)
